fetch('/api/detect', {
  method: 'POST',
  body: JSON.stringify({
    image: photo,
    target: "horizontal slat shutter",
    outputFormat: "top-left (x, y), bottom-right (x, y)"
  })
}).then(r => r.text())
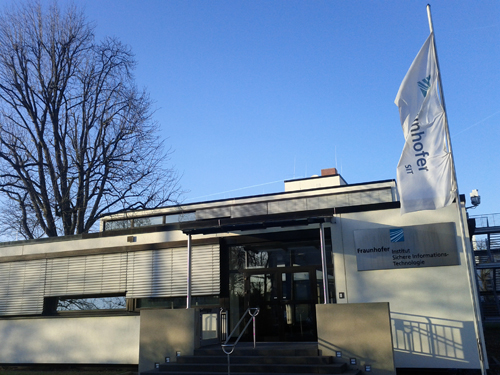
top-left (45, 253), bottom-right (127, 297)
top-left (0, 259), bottom-right (45, 315)
top-left (126, 244), bottom-right (220, 299)
top-left (151, 249), bottom-right (174, 297)
top-left (170, 248), bottom-right (187, 296)
top-left (126, 250), bottom-right (153, 298)
top-left (192, 244), bottom-right (220, 295)
top-left (127, 249), bottom-right (187, 298)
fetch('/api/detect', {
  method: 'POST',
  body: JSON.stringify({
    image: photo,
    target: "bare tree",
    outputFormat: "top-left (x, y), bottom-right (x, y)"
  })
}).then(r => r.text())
top-left (57, 296), bottom-right (126, 311)
top-left (0, 1), bottom-right (181, 239)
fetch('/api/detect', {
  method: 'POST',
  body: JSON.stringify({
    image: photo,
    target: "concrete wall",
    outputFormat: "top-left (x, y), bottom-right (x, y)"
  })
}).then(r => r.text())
top-left (317, 303), bottom-right (395, 375)
top-left (331, 203), bottom-right (485, 370)
top-left (0, 315), bottom-right (139, 364)
top-left (139, 309), bottom-right (199, 373)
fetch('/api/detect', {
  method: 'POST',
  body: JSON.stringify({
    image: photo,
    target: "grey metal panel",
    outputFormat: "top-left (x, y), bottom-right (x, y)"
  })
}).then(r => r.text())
top-left (268, 200), bottom-right (287, 214)
top-left (335, 194), bottom-right (349, 207)
top-left (305, 196), bottom-right (321, 210)
top-left (306, 189), bottom-right (394, 208)
top-left (268, 199), bottom-right (306, 214)
top-left (287, 198), bottom-right (307, 212)
top-left (231, 203), bottom-right (268, 218)
top-left (377, 188), bottom-right (394, 203)
top-left (0, 259), bottom-right (45, 316)
top-left (196, 188), bottom-right (394, 221)
top-left (349, 189), bottom-right (393, 205)
top-left (321, 195), bottom-right (335, 209)
top-left (196, 207), bottom-right (231, 220)
top-left (348, 192), bottom-right (365, 206)
top-left (307, 195), bottom-right (339, 210)
top-left (321, 194), bottom-right (335, 208)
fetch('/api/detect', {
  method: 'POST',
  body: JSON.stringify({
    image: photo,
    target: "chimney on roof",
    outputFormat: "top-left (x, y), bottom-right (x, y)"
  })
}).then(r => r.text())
top-left (321, 168), bottom-right (338, 176)
top-left (284, 167), bottom-right (346, 192)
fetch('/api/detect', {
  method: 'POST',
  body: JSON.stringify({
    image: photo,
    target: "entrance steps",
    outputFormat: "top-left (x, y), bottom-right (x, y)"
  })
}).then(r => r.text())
top-left (142, 342), bottom-right (361, 375)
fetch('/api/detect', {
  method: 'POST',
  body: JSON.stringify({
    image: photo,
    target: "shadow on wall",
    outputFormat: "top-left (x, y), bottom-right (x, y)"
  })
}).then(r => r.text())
top-left (316, 302), bottom-right (396, 375)
top-left (336, 213), bottom-right (483, 369)
top-left (318, 337), bottom-right (396, 375)
top-left (391, 312), bottom-right (479, 368)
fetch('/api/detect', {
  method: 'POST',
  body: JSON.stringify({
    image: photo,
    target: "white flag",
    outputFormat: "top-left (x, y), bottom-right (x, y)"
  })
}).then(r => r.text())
top-left (395, 33), bottom-right (454, 214)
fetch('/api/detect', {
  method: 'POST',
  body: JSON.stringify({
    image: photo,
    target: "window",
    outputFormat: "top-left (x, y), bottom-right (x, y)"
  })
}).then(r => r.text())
top-left (229, 239), bottom-right (332, 270)
top-left (103, 212), bottom-right (196, 231)
top-left (105, 219), bottom-right (131, 231)
top-left (134, 216), bottom-right (164, 227)
top-left (136, 295), bottom-right (219, 309)
top-left (57, 295), bottom-right (127, 311)
top-left (43, 295), bottom-right (129, 314)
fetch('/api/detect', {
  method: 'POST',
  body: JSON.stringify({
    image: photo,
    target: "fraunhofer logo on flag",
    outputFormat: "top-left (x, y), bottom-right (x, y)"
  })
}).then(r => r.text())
top-left (394, 33), bottom-right (453, 215)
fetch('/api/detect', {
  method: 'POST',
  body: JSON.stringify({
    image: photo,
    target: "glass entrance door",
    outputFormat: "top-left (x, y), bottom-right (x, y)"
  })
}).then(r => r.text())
top-left (227, 230), bottom-right (334, 342)
top-left (281, 270), bottom-right (317, 341)
top-left (245, 267), bottom-right (318, 341)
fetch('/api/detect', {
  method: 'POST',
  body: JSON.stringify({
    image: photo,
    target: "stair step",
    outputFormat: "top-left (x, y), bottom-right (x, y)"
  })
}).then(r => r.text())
top-left (143, 371), bottom-right (363, 375)
top-left (177, 355), bottom-right (334, 365)
top-left (143, 342), bottom-right (360, 375)
top-left (194, 348), bottom-right (320, 357)
top-left (157, 362), bottom-right (348, 374)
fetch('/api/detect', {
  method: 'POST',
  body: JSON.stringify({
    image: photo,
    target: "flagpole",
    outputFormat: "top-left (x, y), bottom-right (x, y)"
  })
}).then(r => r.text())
top-left (426, 5), bottom-right (455, 188)
top-left (426, 5), bottom-right (487, 374)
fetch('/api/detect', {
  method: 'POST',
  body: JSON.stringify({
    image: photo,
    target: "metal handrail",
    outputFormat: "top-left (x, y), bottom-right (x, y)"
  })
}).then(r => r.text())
top-left (221, 307), bottom-right (259, 375)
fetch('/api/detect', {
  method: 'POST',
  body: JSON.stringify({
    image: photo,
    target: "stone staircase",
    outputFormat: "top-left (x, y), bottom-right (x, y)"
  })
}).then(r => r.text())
top-left (142, 342), bottom-right (361, 375)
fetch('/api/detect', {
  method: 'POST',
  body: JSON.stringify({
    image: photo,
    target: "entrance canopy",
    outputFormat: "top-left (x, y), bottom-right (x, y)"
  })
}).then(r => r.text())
top-left (180, 212), bottom-right (335, 235)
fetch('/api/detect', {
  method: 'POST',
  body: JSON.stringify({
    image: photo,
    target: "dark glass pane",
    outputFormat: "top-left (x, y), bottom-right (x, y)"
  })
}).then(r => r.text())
top-left (293, 272), bottom-right (311, 300)
top-left (248, 274), bottom-right (274, 304)
top-left (228, 273), bottom-right (245, 337)
top-left (134, 216), bottom-right (163, 227)
top-left (229, 238), bottom-right (332, 270)
top-left (105, 220), bottom-right (131, 231)
top-left (57, 296), bottom-right (126, 311)
top-left (229, 246), bottom-right (247, 270)
top-left (136, 295), bottom-right (219, 309)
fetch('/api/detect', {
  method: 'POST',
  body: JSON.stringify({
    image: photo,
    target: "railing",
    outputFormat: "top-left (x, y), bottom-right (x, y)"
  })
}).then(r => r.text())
top-left (471, 213), bottom-right (500, 228)
top-left (470, 214), bottom-right (500, 319)
top-left (221, 307), bottom-right (260, 375)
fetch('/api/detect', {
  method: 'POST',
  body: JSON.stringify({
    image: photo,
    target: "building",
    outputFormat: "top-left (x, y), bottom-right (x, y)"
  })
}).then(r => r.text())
top-left (0, 169), bottom-right (487, 373)
top-left (471, 213), bottom-right (500, 320)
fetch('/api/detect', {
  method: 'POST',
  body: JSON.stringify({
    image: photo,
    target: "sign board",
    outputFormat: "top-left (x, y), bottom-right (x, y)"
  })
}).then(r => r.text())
top-left (354, 222), bottom-right (459, 271)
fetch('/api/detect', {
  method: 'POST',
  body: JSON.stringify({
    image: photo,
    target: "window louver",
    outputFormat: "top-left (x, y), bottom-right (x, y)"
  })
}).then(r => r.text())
top-left (0, 260), bottom-right (46, 315)
top-left (0, 243), bottom-right (220, 316)
top-left (45, 253), bottom-right (128, 297)
top-left (126, 244), bottom-right (220, 298)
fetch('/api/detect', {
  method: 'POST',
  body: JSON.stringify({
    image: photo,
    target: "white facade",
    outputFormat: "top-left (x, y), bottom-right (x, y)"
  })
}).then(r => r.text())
top-left (0, 316), bottom-right (139, 364)
top-left (334, 205), bottom-right (483, 369)
top-left (0, 173), bottom-right (486, 371)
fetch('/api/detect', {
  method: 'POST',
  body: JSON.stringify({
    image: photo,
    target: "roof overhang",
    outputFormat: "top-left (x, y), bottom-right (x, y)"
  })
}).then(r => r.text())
top-left (180, 211), bottom-right (336, 235)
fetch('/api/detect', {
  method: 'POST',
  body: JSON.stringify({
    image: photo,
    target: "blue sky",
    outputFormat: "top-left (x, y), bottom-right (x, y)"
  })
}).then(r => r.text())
top-left (15, 1), bottom-right (500, 217)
